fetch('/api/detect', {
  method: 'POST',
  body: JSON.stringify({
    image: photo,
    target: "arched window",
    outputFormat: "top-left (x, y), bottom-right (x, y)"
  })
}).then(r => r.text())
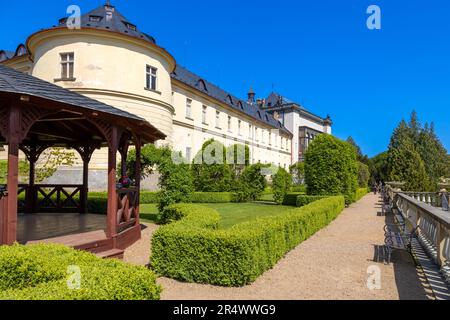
top-left (15, 44), bottom-right (27, 57)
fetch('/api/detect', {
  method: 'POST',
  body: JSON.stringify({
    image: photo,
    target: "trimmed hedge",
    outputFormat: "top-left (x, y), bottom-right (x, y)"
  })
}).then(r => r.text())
top-left (291, 185), bottom-right (307, 193)
top-left (151, 196), bottom-right (345, 286)
top-left (0, 244), bottom-right (161, 300)
top-left (190, 192), bottom-right (235, 203)
top-left (296, 195), bottom-right (328, 207)
top-left (282, 192), bottom-right (304, 206)
top-left (86, 191), bottom-right (158, 214)
top-left (355, 188), bottom-right (369, 202)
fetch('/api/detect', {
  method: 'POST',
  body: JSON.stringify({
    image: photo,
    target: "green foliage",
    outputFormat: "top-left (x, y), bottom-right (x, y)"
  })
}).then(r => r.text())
top-left (35, 148), bottom-right (77, 183)
top-left (282, 192), bottom-right (304, 206)
top-left (383, 112), bottom-right (449, 191)
top-left (305, 134), bottom-right (358, 205)
top-left (233, 163), bottom-right (267, 202)
top-left (296, 195), bottom-right (328, 207)
top-left (151, 196), bottom-right (345, 286)
top-left (190, 192), bottom-right (235, 204)
top-left (289, 162), bottom-right (305, 185)
top-left (192, 139), bottom-right (233, 192)
top-left (369, 151), bottom-right (389, 184)
top-left (272, 168), bottom-right (293, 205)
top-left (227, 144), bottom-right (250, 177)
top-left (291, 185), bottom-right (307, 193)
top-left (355, 188), bottom-right (369, 202)
top-left (0, 160), bottom-right (29, 184)
top-left (346, 136), bottom-right (370, 165)
top-left (358, 162), bottom-right (370, 188)
top-left (0, 244), bottom-right (161, 300)
top-left (387, 119), bottom-right (431, 191)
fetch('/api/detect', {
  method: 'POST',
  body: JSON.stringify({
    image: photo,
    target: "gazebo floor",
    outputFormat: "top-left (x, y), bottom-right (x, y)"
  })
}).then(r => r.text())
top-left (18, 212), bottom-right (107, 244)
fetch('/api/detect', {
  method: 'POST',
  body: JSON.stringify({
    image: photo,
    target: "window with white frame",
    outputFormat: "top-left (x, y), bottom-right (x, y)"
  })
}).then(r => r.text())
top-left (238, 120), bottom-right (242, 135)
top-left (186, 147), bottom-right (192, 162)
top-left (60, 52), bottom-right (74, 79)
top-left (216, 111), bottom-right (221, 128)
top-left (186, 99), bottom-right (192, 119)
top-left (269, 132), bottom-right (272, 146)
top-left (249, 125), bottom-right (252, 139)
top-left (228, 116), bottom-right (232, 132)
top-left (255, 128), bottom-right (259, 141)
top-left (281, 137), bottom-right (285, 149)
top-left (146, 65), bottom-right (157, 91)
top-left (202, 105), bottom-right (208, 124)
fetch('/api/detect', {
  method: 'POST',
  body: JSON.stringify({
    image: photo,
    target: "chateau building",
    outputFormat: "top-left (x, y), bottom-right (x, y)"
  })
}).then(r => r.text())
top-left (0, 3), bottom-right (332, 188)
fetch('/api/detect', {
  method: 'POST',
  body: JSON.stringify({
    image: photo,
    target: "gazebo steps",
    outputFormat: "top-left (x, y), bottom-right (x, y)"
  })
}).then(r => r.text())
top-left (96, 249), bottom-right (125, 260)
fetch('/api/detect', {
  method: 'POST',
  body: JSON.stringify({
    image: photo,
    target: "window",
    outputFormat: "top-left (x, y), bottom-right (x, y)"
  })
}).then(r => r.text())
top-left (216, 111), bottom-right (221, 128)
top-left (238, 120), bottom-right (242, 135)
top-left (146, 65), bottom-right (157, 91)
top-left (202, 106), bottom-right (208, 124)
top-left (186, 99), bottom-right (192, 119)
top-left (255, 128), bottom-right (259, 141)
top-left (186, 147), bottom-right (192, 162)
top-left (269, 132), bottom-right (272, 146)
top-left (281, 137), bottom-right (285, 149)
top-left (228, 116), bottom-right (232, 132)
top-left (60, 53), bottom-right (74, 79)
top-left (249, 125), bottom-right (252, 139)
top-left (89, 15), bottom-right (103, 22)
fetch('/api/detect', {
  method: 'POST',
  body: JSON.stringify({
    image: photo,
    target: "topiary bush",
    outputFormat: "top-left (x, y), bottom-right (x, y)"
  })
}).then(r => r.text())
top-left (282, 192), bottom-right (305, 206)
top-left (272, 167), bottom-right (293, 205)
top-left (355, 187), bottom-right (369, 202)
top-left (233, 163), bottom-right (268, 202)
top-left (190, 192), bottom-right (235, 204)
top-left (151, 196), bottom-right (345, 286)
top-left (0, 244), bottom-right (161, 300)
top-left (305, 135), bottom-right (358, 205)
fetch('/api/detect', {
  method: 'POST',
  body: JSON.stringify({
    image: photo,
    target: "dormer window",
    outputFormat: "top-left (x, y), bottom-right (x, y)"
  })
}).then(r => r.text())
top-left (196, 79), bottom-right (208, 92)
top-left (124, 22), bottom-right (137, 31)
top-left (89, 15), bottom-right (103, 22)
top-left (226, 95), bottom-right (233, 105)
top-left (237, 101), bottom-right (244, 110)
top-left (59, 18), bottom-right (68, 25)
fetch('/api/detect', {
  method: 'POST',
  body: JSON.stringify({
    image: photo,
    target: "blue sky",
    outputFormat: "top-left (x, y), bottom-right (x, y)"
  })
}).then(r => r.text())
top-left (1, 0), bottom-right (449, 157)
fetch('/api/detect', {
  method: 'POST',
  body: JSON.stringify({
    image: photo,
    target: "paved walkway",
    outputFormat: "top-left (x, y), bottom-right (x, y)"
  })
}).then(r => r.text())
top-left (124, 195), bottom-right (432, 300)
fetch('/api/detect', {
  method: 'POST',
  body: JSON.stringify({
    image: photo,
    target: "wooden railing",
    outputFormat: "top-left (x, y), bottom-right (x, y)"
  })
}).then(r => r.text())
top-left (386, 186), bottom-right (450, 277)
top-left (116, 187), bottom-right (139, 233)
top-left (18, 184), bottom-right (83, 213)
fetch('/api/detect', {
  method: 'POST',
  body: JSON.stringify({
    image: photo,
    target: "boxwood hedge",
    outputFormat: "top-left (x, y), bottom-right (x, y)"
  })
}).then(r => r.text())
top-left (282, 192), bottom-right (305, 206)
top-left (355, 187), bottom-right (369, 202)
top-left (0, 244), bottom-right (161, 300)
top-left (151, 196), bottom-right (345, 286)
top-left (296, 195), bottom-right (328, 207)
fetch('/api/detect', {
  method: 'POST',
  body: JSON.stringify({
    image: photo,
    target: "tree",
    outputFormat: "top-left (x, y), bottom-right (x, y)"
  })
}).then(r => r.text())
top-left (387, 120), bottom-right (431, 191)
top-left (305, 134), bottom-right (358, 204)
top-left (272, 167), bottom-right (293, 204)
top-left (191, 139), bottom-right (233, 192)
top-left (347, 136), bottom-right (370, 165)
top-left (357, 162), bottom-right (370, 188)
top-left (369, 151), bottom-right (389, 184)
top-left (227, 143), bottom-right (250, 177)
top-left (289, 162), bottom-right (305, 185)
top-left (233, 163), bottom-right (267, 202)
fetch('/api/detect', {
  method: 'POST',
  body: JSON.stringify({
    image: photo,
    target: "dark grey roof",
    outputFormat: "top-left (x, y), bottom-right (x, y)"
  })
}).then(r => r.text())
top-left (0, 64), bottom-right (147, 122)
top-left (56, 3), bottom-right (156, 44)
top-left (0, 51), bottom-right (14, 62)
top-left (264, 92), bottom-right (330, 126)
top-left (171, 65), bottom-right (292, 137)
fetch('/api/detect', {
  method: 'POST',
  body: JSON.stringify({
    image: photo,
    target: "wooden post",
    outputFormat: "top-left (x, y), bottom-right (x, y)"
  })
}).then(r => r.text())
top-left (27, 146), bottom-right (36, 213)
top-left (4, 104), bottom-right (20, 245)
top-left (80, 155), bottom-right (89, 214)
top-left (134, 137), bottom-right (141, 227)
top-left (106, 126), bottom-right (118, 238)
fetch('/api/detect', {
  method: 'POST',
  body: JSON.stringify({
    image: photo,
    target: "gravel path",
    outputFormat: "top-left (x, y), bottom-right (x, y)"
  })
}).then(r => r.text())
top-left (124, 195), bottom-right (431, 300)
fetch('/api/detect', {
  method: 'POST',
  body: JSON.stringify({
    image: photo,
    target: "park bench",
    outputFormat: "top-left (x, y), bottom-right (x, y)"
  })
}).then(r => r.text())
top-left (384, 207), bottom-right (419, 264)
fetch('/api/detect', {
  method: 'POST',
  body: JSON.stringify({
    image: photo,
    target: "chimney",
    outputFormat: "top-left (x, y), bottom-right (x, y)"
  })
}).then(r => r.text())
top-left (105, 2), bottom-right (115, 21)
top-left (248, 87), bottom-right (255, 104)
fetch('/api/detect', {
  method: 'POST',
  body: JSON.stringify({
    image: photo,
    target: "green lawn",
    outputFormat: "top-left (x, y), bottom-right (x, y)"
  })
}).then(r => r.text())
top-left (140, 202), bottom-right (295, 229)
top-left (202, 202), bottom-right (294, 229)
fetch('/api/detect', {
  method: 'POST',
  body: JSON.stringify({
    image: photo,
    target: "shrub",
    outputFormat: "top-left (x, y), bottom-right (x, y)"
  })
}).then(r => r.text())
top-left (296, 195), bottom-right (328, 207)
top-left (233, 164), bottom-right (267, 202)
top-left (227, 144), bottom-right (250, 177)
top-left (0, 244), bottom-right (161, 300)
top-left (358, 162), bottom-right (370, 188)
top-left (151, 196), bottom-right (345, 286)
top-left (272, 168), bottom-right (293, 205)
top-left (282, 192), bottom-right (304, 206)
top-left (355, 188), bottom-right (369, 202)
top-left (85, 191), bottom-right (159, 214)
top-left (192, 139), bottom-right (233, 192)
top-left (291, 185), bottom-right (307, 193)
top-left (290, 162), bottom-right (305, 185)
top-left (305, 135), bottom-right (358, 205)
top-left (190, 192), bottom-right (235, 203)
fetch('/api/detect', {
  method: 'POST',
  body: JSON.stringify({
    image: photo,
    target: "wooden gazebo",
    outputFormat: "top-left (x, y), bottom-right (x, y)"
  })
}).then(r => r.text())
top-left (0, 65), bottom-right (165, 256)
